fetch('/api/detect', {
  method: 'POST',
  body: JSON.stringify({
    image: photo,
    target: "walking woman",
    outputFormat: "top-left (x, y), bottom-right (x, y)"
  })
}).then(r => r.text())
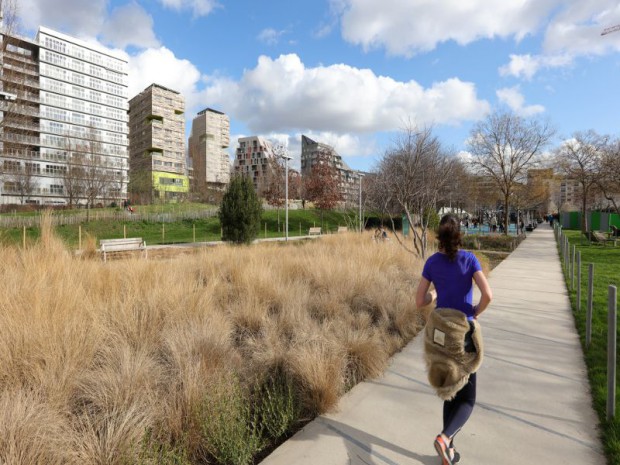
top-left (415, 214), bottom-right (492, 465)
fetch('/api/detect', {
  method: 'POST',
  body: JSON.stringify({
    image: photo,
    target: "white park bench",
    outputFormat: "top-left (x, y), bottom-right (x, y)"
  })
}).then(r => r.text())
top-left (100, 237), bottom-right (147, 262)
top-left (308, 227), bottom-right (322, 236)
top-left (337, 226), bottom-right (348, 233)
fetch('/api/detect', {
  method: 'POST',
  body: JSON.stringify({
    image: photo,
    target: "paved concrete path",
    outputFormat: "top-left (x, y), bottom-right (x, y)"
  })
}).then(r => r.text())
top-left (260, 223), bottom-right (605, 465)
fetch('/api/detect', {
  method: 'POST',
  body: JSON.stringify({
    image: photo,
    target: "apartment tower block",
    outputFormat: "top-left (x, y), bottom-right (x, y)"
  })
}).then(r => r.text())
top-left (128, 83), bottom-right (187, 203)
top-left (1, 26), bottom-right (129, 206)
top-left (188, 107), bottom-right (230, 195)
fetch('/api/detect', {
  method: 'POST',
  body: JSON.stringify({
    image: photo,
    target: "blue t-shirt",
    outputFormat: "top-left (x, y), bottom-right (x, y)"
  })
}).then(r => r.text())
top-left (422, 250), bottom-right (482, 320)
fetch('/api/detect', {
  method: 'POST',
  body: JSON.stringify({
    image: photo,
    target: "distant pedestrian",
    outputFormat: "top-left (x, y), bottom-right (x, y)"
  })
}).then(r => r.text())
top-left (416, 214), bottom-right (493, 465)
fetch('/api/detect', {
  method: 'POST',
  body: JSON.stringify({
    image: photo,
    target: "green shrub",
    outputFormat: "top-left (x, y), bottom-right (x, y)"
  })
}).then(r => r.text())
top-left (462, 234), bottom-right (524, 251)
top-left (255, 372), bottom-right (301, 441)
top-left (218, 175), bottom-right (263, 244)
top-left (131, 429), bottom-right (191, 465)
top-left (200, 375), bottom-right (265, 465)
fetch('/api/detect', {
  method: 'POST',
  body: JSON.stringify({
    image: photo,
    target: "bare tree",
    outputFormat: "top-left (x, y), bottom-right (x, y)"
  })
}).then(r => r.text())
top-left (67, 128), bottom-right (115, 218)
top-left (2, 158), bottom-right (38, 203)
top-left (597, 138), bottom-right (620, 216)
top-left (468, 111), bottom-right (555, 234)
top-left (371, 125), bottom-right (456, 258)
top-left (261, 145), bottom-right (287, 228)
top-left (556, 130), bottom-right (609, 232)
top-left (61, 151), bottom-right (85, 208)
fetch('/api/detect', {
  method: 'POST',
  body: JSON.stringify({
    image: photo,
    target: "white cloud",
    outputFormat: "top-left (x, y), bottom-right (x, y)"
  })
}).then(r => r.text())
top-left (499, 2), bottom-right (620, 79)
top-left (128, 47), bottom-right (202, 105)
top-left (332, 0), bottom-right (620, 80)
top-left (496, 86), bottom-right (545, 117)
top-left (456, 150), bottom-right (473, 164)
top-left (17, 0), bottom-right (158, 50)
top-left (18, 0), bottom-right (106, 37)
top-left (331, 0), bottom-right (557, 56)
top-left (257, 28), bottom-right (286, 46)
top-left (157, 0), bottom-right (219, 17)
top-left (101, 3), bottom-right (159, 49)
top-left (542, 1), bottom-right (620, 56)
top-left (499, 53), bottom-right (574, 80)
top-left (201, 53), bottom-right (490, 134)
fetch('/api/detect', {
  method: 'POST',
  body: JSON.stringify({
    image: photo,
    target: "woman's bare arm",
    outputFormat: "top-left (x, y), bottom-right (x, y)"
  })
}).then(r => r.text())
top-left (473, 270), bottom-right (492, 318)
top-left (415, 276), bottom-right (436, 308)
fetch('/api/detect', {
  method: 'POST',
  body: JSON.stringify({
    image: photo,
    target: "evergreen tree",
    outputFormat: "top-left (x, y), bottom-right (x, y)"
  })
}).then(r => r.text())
top-left (218, 174), bottom-right (263, 244)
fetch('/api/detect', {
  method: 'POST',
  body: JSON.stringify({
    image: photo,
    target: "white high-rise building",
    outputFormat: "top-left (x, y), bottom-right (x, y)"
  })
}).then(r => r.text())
top-left (0, 26), bottom-right (129, 206)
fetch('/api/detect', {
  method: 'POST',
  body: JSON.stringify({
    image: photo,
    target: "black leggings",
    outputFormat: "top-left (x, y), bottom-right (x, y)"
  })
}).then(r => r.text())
top-left (443, 372), bottom-right (476, 438)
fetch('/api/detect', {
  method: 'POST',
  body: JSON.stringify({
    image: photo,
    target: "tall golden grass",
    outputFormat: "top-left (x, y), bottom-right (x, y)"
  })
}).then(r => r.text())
top-left (0, 213), bottom-right (428, 464)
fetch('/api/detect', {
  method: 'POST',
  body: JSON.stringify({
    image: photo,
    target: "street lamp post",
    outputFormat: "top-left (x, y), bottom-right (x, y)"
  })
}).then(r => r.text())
top-left (283, 154), bottom-right (292, 241)
top-left (358, 172), bottom-right (364, 233)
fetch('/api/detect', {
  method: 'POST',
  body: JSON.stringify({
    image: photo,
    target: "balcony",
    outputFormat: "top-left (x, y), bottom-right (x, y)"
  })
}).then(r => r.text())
top-left (2, 120), bottom-right (41, 132)
top-left (3, 51), bottom-right (38, 66)
top-left (2, 63), bottom-right (39, 78)
top-left (0, 101), bottom-right (40, 116)
top-left (2, 148), bottom-right (42, 159)
top-left (2, 133), bottom-right (41, 145)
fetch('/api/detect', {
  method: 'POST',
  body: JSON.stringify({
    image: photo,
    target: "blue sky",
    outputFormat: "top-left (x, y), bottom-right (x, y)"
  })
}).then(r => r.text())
top-left (15, 0), bottom-right (620, 172)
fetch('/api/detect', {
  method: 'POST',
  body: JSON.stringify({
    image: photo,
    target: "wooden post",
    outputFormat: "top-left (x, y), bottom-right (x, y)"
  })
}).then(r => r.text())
top-left (79, 225), bottom-right (82, 250)
top-left (586, 264), bottom-right (594, 349)
top-left (22, 226), bottom-right (26, 249)
top-left (576, 251), bottom-right (581, 312)
top-left (162, 223), bottom-right (165, 243)
top-left (123, 224), bottom-right (126, 239)
top-left (608, 285), bottom-right (617, 420)
top-left (265, 222), bottom-right (267, 238)
top-left (299, 222), bottom-right (301, 236)
top-left (193, 224), bottom-right (196, 243)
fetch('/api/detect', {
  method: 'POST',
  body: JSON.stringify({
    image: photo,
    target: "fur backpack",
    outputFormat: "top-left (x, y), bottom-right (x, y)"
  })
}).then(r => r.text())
top-left (424, 308), bottom-right (484, 400)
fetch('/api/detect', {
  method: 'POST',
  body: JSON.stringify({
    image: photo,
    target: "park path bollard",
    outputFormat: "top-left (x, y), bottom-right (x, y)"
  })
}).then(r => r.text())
top-left (608, 285), bottom-right (617, 420)
top-left (586, 264), bottom-right (594, 349)
top-left (576, 251), bottom-right (581, 312)
top-left (571, 245), bottom-right (576, 290)
top-left (568, 242), bottom-right (573, 289)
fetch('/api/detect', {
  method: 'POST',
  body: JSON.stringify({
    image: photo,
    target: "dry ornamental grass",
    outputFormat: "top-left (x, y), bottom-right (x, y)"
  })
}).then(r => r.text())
top-left (0, 214), bottom-right (432, 464)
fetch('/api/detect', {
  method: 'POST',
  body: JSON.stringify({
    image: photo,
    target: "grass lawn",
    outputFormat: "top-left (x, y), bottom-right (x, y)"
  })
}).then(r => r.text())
top-left (561, 230), bottom-right (620, 464)
top-left (0, 208), bottom-right (360, 248)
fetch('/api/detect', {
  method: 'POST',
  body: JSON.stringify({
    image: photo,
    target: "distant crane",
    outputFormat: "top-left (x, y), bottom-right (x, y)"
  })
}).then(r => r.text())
top-left (602, 24), bottom-right (620, 36)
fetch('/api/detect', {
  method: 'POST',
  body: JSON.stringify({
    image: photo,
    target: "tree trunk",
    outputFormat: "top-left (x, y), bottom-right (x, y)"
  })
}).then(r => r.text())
top-left (504, 195), bottom-right (510, 236)
top-left (581, 189), bottom-right (588, 233)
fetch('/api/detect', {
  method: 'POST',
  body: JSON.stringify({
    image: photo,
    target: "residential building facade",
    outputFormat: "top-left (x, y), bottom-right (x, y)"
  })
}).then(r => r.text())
top-left (300, 135), bottom-right (359, 206)
top-left (0, 26), bottom-right (129, 206)
top-left (188, 107), bottom-right (230, 195)
top-left (128, 83), bottom-right (187, 203)
top-left (233, 135), bottom-right (276, 195)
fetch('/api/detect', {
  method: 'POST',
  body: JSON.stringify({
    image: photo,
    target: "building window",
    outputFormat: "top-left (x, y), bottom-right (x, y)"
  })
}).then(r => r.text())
top-left (50, 184), bottom-right (64, 194)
